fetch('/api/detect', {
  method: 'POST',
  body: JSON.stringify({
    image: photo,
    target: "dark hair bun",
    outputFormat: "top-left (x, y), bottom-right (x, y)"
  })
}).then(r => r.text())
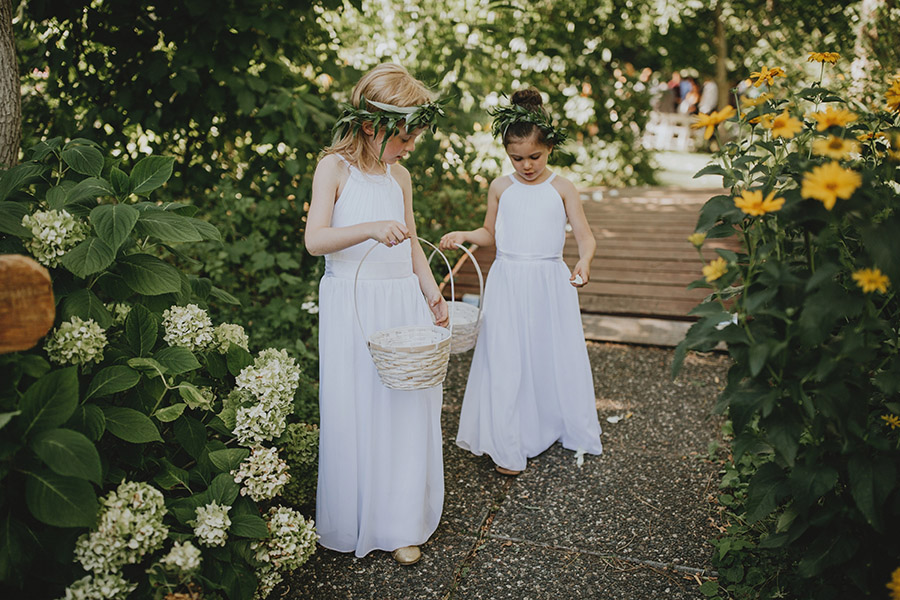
top-left (511, 87), bottom-right (543, 109)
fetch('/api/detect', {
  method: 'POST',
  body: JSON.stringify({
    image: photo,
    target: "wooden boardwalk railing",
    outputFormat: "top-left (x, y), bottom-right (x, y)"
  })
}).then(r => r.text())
top-left (441, 186), bottom-right (740, 345)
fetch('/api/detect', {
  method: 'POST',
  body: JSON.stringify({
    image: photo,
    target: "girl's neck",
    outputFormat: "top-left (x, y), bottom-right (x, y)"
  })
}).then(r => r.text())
top-left (513, 168), bottom-right (553, 186)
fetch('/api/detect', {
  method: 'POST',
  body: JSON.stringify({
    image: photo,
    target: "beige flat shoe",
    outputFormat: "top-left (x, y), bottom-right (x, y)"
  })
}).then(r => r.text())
top-left (495, 465), bottom-right (522, 476)
top-left (391, 545), bottom-right (421, 565)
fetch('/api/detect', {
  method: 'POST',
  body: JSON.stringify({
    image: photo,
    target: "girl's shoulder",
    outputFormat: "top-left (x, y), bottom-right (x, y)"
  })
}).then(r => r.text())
top-left (548, 172), bottom-right (578, 198)
top-left (489, 174), bottom-right (516, 197)
top-left (316, 152), bottom-right (351, 175)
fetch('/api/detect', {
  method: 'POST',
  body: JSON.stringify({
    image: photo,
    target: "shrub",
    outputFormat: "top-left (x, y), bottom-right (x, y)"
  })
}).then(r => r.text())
top-left (279, 423), bottom-right (320, 510)
top-left (675, 59), bottom-right (900, 598)
top-left (0, 139), bottom-right (318, 600)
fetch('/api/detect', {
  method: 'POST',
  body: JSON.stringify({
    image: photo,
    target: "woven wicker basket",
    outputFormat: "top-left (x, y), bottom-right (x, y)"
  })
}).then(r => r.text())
top-left (430, 244), bottom-right (484, 354)
top-left (354, 237), bottom-right (453, 390)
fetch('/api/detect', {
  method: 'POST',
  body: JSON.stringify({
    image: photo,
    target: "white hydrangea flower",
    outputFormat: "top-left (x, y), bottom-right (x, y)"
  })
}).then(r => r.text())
top-left (214, 322), bottom-right (249, 353)
top-left (232, 446), bottom-right (290, 502)
top-left (159, 540), bottom-right (202, 573)
top-left (61, 572), bottom-right (136, 600)
top-left (162, 304), bottom-right (214, 352)
top-left (190, 501), bottom-right (231, 547)
top-left (252, 505), bottom-right (318, 572)
top-left (44, 316), bottom-right (108, 367)
top-left (300, 301), bottom-right (319, 315)
top-left (232, 349), bottom-right (301, 446)
top-left (73, 481), bottom-right (168, 574)
top-left (253, 565), bottom-right (283, 600)
top-left (106, 302), bottom-right (132, 327)
top-left (21, 208), bottom-right (87, 267)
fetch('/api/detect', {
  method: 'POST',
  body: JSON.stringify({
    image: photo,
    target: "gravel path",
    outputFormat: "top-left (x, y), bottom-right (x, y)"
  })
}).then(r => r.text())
top-left (281, 342), bottom-right (731, 600)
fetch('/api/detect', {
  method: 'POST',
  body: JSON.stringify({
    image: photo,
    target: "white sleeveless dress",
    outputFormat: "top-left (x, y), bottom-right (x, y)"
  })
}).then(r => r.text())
top-left (456, 172), bottom-right (603, 471)
top-left (315, 158), bottom-right (443, 557)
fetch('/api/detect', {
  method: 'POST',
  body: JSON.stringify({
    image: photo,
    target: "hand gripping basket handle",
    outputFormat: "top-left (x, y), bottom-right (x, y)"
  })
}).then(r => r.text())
top-left (354, 237), bottom-right (454, 342)
top-left (428, 243), bottom-right (484, 328)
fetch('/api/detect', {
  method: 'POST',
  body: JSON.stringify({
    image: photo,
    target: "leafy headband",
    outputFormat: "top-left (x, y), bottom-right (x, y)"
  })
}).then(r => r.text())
top-left (489, 103), bottom-right (568, 147)
top-left (331, 96), bottom-right (449, 157)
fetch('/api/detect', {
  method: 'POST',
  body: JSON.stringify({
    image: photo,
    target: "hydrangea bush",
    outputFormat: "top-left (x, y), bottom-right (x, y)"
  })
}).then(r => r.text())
top-left (0, 139), bottom-right (318, 600)
top-left (675, 58), bottom-right (900, 598)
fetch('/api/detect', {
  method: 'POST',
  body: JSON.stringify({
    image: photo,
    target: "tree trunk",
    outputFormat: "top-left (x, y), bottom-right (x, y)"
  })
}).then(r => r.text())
top-left (0, 0), bottom-right (20, 168)
top-left (714, 3), bottom-right (729, 110)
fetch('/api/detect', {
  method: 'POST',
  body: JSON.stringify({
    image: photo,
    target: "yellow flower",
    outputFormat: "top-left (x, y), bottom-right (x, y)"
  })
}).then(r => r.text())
top-left (852, 267), bottom-right (890, 294)
top-left (809, 106), bottom-right (858, 131)
top-left (811, 135), bottom-right (860, 159)
top-left (887, 77), bottom-right (900, 112)
top-left (807, 52), bottom-right (840, 64)
top-left (750, 113), bottom-right (774, 127)
top-left (702, 257), bottom-right (729, 283)
top-left (750, 66), bottom-right (786, 87)
top-left (888, 567), bottom-right (900, 600)
top-left (687, 232), bottom-right (706, 247)
top-left (889, 134), bottom-right (900, 161)
top-left (733, 190), bottom-right (785, 216)
top-left (800, 161), bottom-right (861, 209)
top-left (740, 93), bottom-right (773, 109)
top-left (692, 106), bottom-right (736, 140)
top-left (765, 110), bottom-right (803, 139)
top-left (883, 414), bottom-right (900, 430)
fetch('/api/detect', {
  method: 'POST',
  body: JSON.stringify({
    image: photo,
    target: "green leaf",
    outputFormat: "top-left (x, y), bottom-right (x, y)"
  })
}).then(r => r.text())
top-left (0, 411), bottom-right (21, 431)
top-left (693, 163), bottom-right (727, 179)
top-left (748, 342), bottom-right (769, 377)
top-left (153, 458), bottom-right (191, 490)
top-left (18, 355), bottom-right (50, 379)
top-left (0, 162), bottom-right (45, 202)
top-left (46, 185), bottom-right (67, 210)
top-left (0, 201), bottom-right (30, 236)
top-left (134, 209), bottom-right (203, 242)
top-left (174, 415), bottom-right (207, 459)
top-left (790, 464), bottom-right (838, 510)
top-left (179, 383), bottom-right (210, 409)
top-left (125, 304), bottom-right (158, 356)
top-left (103, 406), bottom-right (163, 443)
top-left (208, 448), bottom-right (250, 473)
top-left (60, 237), bottom-right (116, 278)
top-left (796, 531), bottom-right (859, 578)
top-left (130, 156), bottom-right (175, 195)
top-left (230, 514), bottom-right (269, 538)
top-left (765, 417), bottom-right (800, 466)
top-left (745, 462), bottom-right (787, 523)
top-left (109, 166), bottom-right (133, 199)
top-left (65, 404), bottom-right (106, 441)
top-left (28, 136), bottom-right (62, 160)
top-left (90, 204), bottom-right (139, 250)
top-left (206, 352), bottom-right (227, 379)
top-left (208, 473), bottom-right (240, 505)
top-left (24, 470), bottom-right (98, 528)
top-left (190, 218), bottom-right (222, 242)
top-left (154, 403), bottom-right (186, 422)
top-left (66, 177), bottom-right (114, 205)
top-left (226, 345), bottom-right (253, 376)
top-left (61, 289), bottom-right (113, 329)
top-left (210, 285), bottom-right (241, 306)
top-left (19, 368), bottom-right (79, 438)
top-left (848, 455), bottom-right (895, 531)
top-left (30, 428), bottom-right (102, 484)
top-left (698, 579), bottom-right (719, 597)
top-left (85, 366), bottom-right (141, 400)
top-left (61, 145), bottom-right (104, 177)
top-left (154, 346), bottom-right (201, 374)
top-left (118, 254), bottom-right (182, 295)
top-left (127, 357), bottom-right (167, 375)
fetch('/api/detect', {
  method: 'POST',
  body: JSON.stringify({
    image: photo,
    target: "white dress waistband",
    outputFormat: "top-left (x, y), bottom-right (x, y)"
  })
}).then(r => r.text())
top-left (325, 258), bottom-right (414, 280)
top-left (495, 250), bottom-right (564, 263)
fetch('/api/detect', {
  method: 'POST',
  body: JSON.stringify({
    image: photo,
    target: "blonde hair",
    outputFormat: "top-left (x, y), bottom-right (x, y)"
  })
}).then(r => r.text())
top-left (326, 63), bottom-right (435, 174)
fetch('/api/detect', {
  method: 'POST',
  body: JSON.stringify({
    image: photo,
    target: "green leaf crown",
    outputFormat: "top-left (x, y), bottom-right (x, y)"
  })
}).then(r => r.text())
top-left (489, 103), bottom-right (568, 147)
top-left (331, 96), bottom-right (449, 156)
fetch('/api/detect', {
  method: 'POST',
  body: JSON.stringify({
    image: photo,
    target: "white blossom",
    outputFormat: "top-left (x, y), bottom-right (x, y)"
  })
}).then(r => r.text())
top-left (232, 446), bottom-right (290, 502)
top-left (162, 304), bottom-right (214, 351)
top-left (21, 208), bottom-right (87, 267)
top-left (106, 303), bottom-right (131, 327)
top-left (253, 566), bottom-right (283, 600)
top-left (232, 349), bottom-right (301, 446)
top-left (300, 301), bottom-right (319, 315)
top-left (44, 316), bottom-right (108, 367)
top-left (159, 540), bottom-right (202, 573)
top-left (214, 322), bottom-right (250, 353)
top-left (61, 573), bottom-right (136, 600)
top-left (190, 501), bottom-right (231, 547)
top-left (251, 505), bottom-right (318, 573)
top-left (73, 481), bottom-right (168, 574)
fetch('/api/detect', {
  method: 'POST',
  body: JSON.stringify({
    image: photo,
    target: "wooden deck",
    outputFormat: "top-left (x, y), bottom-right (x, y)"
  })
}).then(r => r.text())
top-left (441, 186), bottom-right (740, 345)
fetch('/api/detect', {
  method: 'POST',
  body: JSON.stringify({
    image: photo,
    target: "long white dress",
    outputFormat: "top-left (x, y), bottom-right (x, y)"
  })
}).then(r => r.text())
top-left (315, 159), bottom-right (443, 557)
top-left (456, 172), bottom-right (603, 472)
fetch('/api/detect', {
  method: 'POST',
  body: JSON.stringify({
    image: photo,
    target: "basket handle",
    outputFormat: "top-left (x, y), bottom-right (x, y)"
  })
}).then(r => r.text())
top-left (428, 243), bottom-right (484, 328)
top-left (353, 237), bottom-right (454, 343)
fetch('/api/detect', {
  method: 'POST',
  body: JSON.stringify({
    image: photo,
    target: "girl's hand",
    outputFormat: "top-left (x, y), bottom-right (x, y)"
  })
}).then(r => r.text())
top-left (427, 294), bottom-right (449, 328)
top-left (370, 220), bottom-right (410, 247)
top-left (439, 231), bottom-right (467, 250)
top-left (570, 262), bottom-right (590, 287)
